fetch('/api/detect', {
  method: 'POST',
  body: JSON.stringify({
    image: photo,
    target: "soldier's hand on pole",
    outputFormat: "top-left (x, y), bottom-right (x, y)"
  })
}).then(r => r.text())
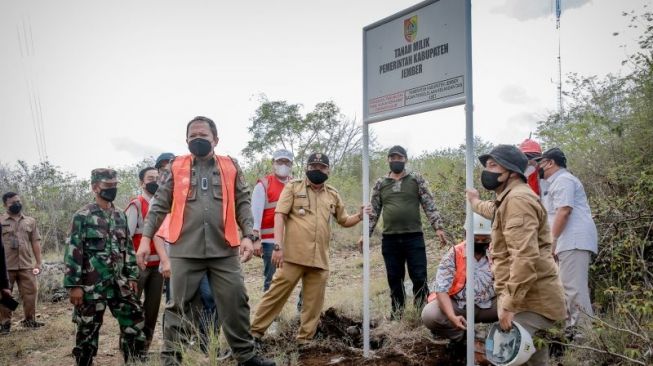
top-left (136, 237), bottom-right (151, 270)
top-left (240, 237), bottom-right (254, 263)
top-left (129, 281), bottom-right (138, 293)
top-left (69, 287), bottom-right (84, 306)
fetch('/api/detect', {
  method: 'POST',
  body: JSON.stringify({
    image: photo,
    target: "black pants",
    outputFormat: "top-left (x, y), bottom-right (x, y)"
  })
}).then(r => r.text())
top-left (381, 232), bottom-right (428, 318)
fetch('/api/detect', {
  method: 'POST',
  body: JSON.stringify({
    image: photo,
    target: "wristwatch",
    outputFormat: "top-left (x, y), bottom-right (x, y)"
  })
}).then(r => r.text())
top-left (273, 243), bottom-right (282, 251)
top-left (245, 233), bottom-right (260, 242)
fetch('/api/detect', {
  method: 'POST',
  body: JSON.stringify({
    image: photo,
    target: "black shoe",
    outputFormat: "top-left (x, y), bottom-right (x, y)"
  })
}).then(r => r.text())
top-left (0, 323), bottom-right (10, 335)
top-left (238, 355), bottom-right (276, 366)
top-left (21, 319), bottom-right (44, 328)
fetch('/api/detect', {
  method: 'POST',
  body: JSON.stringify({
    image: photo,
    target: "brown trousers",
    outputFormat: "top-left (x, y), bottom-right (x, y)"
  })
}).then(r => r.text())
top-left (0, 269), bottom-right (38, 323)
top-left (251, 261), bottom-right (329, 342)
top-left (137, 266), bottom-right (164, 345)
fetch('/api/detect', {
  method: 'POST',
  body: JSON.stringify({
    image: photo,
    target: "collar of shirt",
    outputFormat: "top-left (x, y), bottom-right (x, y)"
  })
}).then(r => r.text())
top-left (384, 170), bottom-right (409, 181)
top-left (546, 168), bottom-right (568, 184)
top-left (2, 212), bottom-right (25, 222)
top-left (494, 178), bottom-right (523, 205)
top-left (304, 178), bottom-right (326, 192)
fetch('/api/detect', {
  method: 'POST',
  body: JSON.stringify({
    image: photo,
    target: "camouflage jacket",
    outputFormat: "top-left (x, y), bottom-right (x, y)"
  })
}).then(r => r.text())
top-left (63, 203), bottom-right (138, 290)
top-left (368, 171), bottom-right (445, 236)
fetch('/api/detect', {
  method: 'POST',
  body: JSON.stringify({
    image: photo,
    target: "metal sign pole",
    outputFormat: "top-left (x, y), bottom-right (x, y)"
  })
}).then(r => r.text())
top-left (362, 123), bottom-right (371, 357)
top-left (464, 0), bottom-right (476, 365)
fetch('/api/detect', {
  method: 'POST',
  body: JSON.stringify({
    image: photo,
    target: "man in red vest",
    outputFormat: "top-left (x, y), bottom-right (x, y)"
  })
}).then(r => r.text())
top-left (519, 138), bottom-right (543, 196)
top-left (136, 116), bottom-right (275, 366)
top-left (421, 213), bottom-right (497, 350)
top-left (251, 149), bottom-right (294, 292)
top-left (125, 167), bottom-right (165, 351)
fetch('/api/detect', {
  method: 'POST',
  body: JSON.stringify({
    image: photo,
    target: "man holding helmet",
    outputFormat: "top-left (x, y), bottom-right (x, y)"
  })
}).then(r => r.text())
top-left (466, 145), bottom-right (565, 366)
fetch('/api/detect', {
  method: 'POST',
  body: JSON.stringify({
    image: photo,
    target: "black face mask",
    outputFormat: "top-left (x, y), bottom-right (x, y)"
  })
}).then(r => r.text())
top-left (145, 182), bottom-right (159, 195)
top-left (474, 242), bottom-right (489, 255)
top-left (306, 170), bottom-right (328, 185)
top-left (99, 187), bottom-right (118, 202)
top-left (188, 138), bottom-right (213, 157)
top-left (8, 202), bottom-right (22, 215)
top-left (538, 167), bottom-right (545, 179)
top-left (389, 161), bottom-right (405, 174)
top-left (481, 170), bottom-right (506, 191)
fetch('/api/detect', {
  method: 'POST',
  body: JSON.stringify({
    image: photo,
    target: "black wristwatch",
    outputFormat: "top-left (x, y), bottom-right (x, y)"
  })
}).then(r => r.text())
top-left (273, 243), bottom-right (282, 251)
top-left (245, 233), bottom-right (259, 242)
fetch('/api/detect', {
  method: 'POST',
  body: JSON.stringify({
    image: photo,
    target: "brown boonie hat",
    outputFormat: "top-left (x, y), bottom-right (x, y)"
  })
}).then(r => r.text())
top-left (91, 168), bottom-right (118, 184)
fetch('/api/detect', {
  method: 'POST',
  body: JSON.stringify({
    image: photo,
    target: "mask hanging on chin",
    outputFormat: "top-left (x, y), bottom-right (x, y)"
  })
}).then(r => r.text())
top-left (188, 138), bottom-right (213, 157)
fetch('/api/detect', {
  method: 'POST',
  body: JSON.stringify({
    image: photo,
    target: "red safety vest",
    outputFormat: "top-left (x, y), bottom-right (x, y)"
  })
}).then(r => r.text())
top-left (527, 172), bottom-right (541, 196)
top-left (257, 174), bottom-right (286, 240)
top-left (126, 195), bottom-right (160, 267)
top-left (168, 154), bottom-right (240, 246)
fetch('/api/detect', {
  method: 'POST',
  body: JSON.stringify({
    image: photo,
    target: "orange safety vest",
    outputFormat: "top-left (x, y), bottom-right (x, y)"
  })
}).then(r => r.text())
top-left (448, 241), bottom-right (467, 297)
top-left (126, 195), bottom-right (160, 267)
top-left (168, 154), bottom-right (240, 246)
top-left (258, 174), bottom-right (286, 240)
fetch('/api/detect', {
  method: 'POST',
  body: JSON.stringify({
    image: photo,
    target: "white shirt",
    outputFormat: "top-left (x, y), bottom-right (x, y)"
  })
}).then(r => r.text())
top-left (543, 169), bottom-right (598, 254)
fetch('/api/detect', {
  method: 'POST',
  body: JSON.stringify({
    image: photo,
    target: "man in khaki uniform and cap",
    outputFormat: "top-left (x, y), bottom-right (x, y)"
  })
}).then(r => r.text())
top-left (0, 191), bottom-right (44, 333)
top-left (251, 152), bottom-right (367, 345)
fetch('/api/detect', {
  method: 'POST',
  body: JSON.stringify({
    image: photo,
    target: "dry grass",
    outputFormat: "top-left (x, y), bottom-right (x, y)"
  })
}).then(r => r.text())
top-left (0, 236), bottom-right (451, 365)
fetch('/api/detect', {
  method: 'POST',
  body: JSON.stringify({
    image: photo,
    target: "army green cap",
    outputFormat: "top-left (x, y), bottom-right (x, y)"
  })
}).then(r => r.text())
top-left (91, 168), bottom-right (118, 184)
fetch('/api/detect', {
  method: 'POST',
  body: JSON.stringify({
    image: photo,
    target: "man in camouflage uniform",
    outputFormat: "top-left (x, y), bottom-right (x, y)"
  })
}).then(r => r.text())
top-left (361, 145), bottom-right (449, 319)
top-left (63, 168), bottom-right (146, 366)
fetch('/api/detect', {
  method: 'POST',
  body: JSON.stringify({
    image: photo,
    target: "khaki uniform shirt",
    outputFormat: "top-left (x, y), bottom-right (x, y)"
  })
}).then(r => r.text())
top-left (276, 179), bottom-right (352, 270)
top-left (0, 213), bottom-right (40, 270)
top-left (143, 156), bottom-right (253, 259)
top-left (472, 180), bottom-right (566, 321)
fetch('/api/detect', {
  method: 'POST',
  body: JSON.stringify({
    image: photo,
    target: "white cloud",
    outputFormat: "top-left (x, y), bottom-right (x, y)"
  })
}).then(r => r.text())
top-left (499, 84), bottom-right (539, 105)
top-left (491, 0), bottom-right (592, 21)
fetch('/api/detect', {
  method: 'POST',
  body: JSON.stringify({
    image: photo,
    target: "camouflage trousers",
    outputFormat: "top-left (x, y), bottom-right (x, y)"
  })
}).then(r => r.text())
top-left (72, 282), bottom-right (146, 361)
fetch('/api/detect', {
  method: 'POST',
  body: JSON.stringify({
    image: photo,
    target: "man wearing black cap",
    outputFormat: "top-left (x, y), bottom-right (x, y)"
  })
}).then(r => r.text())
top-left (251, 153), bottom-right (367, 345)
top-left (539, 148), bottom-right (597, 336)
top-left (363, 145), bottom-right (448, 319)
top-left (466, 145), bottom-right (565, 366)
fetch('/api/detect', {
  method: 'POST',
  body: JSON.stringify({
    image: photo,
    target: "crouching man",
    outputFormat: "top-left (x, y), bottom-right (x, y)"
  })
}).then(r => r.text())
top-left (421, 213), bottom-right (497, 348)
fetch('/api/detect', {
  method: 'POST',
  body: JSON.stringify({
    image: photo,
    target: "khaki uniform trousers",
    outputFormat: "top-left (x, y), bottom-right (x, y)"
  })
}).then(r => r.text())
top-left (251, 261), bottom-right (329, 342)
top-left (0, 269), bottom-right (38, 323)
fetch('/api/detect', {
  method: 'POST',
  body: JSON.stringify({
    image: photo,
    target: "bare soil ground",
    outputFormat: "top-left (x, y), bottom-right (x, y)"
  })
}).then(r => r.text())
top-left (0, 244), bottom-right (470, 365)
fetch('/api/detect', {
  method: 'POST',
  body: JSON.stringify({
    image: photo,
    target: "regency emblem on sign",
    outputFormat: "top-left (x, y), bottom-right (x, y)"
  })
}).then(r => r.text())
top-left (404, 15), bottom-right (417, 42)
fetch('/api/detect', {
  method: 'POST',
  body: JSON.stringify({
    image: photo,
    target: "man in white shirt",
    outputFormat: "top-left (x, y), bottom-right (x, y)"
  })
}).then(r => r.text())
top-left (539, 148), bottom-right (598, 334)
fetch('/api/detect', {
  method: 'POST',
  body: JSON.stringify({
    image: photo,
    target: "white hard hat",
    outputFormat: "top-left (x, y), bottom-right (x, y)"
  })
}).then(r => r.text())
top-left (466, 213), bottom-right (492, 235)
top-left (485, 321), bottom-right (536, 366)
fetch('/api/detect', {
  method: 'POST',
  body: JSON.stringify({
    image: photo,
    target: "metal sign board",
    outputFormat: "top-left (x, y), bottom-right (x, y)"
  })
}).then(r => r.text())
top-left (363, 0), bottom-right (466, 123)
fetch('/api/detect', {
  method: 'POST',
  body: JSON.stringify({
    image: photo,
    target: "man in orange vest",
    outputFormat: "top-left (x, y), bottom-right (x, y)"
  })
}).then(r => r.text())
top-left (125, 167), bottom-right (166, 351)
top-left (251, 149), bottom-right (294, 292)
top-left (519, 138), bottom-right (544, 196)
top-left (136, 116), bottom-right (275, 366)
top-left (421, 213), bottom-right (497, 349)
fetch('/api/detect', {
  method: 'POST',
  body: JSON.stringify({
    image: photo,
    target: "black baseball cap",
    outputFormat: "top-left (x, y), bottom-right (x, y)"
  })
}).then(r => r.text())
top-left (306, 152), bottom-right (329, 167)
top-left (388, 145), bottom-right (407, 157)
top-left (539, 147), bottom-right (567, 167)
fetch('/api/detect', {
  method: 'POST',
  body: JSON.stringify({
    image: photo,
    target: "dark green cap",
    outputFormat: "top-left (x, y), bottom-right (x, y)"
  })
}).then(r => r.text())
top-left (91, 168), bottom-right (117, 184)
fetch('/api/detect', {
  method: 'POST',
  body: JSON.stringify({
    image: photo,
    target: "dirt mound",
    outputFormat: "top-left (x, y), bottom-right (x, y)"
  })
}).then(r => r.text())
top-left (270, 307), bottom-right (462, 365)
